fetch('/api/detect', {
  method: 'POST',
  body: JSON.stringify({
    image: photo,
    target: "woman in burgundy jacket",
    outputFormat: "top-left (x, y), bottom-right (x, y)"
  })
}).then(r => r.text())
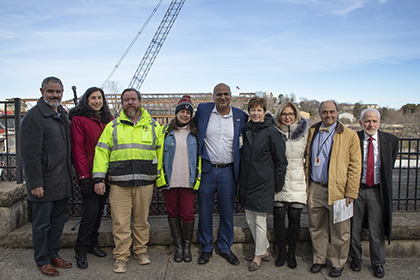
top-left (69, 87), bottom-right (113, 269)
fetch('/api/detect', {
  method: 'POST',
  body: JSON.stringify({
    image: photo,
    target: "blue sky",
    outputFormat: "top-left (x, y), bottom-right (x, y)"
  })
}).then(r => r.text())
top-left (1, 0), bottom-right (419, 109)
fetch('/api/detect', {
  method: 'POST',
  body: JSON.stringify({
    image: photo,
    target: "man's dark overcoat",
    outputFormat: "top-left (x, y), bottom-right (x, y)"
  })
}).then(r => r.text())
top-left (20, 97), bottom-right (73, 202)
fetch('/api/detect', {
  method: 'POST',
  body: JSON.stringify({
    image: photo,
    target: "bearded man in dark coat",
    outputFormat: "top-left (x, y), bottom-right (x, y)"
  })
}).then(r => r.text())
top-left (20, 76), bottom-right (73, 277)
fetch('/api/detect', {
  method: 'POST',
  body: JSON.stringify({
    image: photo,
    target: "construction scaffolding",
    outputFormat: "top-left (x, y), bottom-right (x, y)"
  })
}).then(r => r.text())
top-left (15, 92), bottom-right (256, 124)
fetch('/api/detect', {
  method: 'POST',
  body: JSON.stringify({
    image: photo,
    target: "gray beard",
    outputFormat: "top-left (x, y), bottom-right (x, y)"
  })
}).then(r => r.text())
top-left (45, 99), bottom-right (61, 109)
top-left (124, 108), bottom-right (138, 118)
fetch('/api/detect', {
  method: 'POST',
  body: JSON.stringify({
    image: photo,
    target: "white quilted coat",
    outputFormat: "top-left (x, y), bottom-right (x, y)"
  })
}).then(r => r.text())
top-left (274, 117), bottom-right (309, 205)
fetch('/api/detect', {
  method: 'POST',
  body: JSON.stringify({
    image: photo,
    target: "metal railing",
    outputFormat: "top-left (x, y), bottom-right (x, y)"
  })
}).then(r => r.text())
top-left (395, 138), bottom-right (419, 211)
top-left (0, 98), bottom-right (418, 219)
top-left (0, 98), bottom-right (22, 183)
top-left (40, 138), bottom-right (420, 219)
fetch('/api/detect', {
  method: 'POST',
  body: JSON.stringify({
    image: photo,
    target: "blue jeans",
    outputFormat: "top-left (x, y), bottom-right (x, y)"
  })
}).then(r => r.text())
top-left (198, 166), bottom-right (236, 254)
top-left (32, 197), bottom-right (68, 266)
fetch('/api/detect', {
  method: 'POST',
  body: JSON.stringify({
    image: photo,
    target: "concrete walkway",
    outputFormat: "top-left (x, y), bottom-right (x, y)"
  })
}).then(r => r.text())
top-left (3, 212), bottom-right (420, 279)
top-left (1, 244), bottom-right (420, 280)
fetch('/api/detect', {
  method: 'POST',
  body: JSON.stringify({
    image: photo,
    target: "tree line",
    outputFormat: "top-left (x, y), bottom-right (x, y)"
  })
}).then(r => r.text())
top-left (276, 93), bottom-right (420, 138)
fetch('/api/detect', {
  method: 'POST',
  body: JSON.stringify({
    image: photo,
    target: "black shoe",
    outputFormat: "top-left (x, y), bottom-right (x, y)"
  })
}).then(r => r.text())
top-left (88, 247), bottom-right (107, 257)
top-left (198, 251), bottom-right (212, 265)
top-left (75, 255), bottom-right (88, 269)
top-left (310, 263), bottom-right (326, 273)
top-left (350, 259), bottom-right (361, 272)
top-left (329, 267), bottom-right (343, 278)
top-left (220, 251), bottom-right (240, 266)
top-left (373, 265), bottom-right (385, 278)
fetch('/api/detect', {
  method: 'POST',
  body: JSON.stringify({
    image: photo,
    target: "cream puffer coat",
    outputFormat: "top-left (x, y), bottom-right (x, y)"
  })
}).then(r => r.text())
top-left (274, 117), bottom-right (309, 205)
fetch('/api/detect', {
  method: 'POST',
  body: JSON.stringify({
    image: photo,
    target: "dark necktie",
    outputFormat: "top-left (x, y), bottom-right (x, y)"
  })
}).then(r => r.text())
top-left (366, 137), bottom-right (374, 187)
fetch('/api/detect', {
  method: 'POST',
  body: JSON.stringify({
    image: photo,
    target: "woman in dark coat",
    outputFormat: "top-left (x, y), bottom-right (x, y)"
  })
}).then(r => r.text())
top-left (239, 97), bottom-right (288, 271)
top-left (69, 87), bottom-right (113, 269)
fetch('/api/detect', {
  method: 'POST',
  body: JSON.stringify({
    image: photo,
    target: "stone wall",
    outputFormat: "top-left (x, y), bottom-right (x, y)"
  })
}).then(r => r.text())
top-left (0, 182), bottom-right (27, 245)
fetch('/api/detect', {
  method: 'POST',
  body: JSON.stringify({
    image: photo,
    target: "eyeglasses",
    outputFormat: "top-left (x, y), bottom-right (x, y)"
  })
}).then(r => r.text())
top-left (281, 112), bottom-right (295, 118)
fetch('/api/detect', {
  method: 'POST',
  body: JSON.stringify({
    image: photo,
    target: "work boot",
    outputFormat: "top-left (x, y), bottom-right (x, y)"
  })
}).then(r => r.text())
top-left (182, 221), bottom-right (194, 262)
top-left (168, 217), bottom-right (183, 262)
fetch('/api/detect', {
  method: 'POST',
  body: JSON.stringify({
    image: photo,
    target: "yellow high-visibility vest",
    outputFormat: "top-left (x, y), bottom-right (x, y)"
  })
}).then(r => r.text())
top-left (93, 108), bottom-right (162, 187)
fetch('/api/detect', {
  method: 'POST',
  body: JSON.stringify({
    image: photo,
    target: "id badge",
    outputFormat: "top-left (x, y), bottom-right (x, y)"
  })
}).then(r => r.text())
top-left (315, 156), bottom-right (321, 166)
top-left (239, 134), bottom-right (243, 148)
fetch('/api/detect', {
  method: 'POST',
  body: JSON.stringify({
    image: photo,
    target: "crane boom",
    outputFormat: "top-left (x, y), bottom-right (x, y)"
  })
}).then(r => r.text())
top-left (128, 0), bottom-right (186, 90)
top-left (102, 0), bottom-right (165, 89)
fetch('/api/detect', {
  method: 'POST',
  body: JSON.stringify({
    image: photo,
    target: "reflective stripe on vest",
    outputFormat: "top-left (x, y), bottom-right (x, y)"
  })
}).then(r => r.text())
top-left (96, 142), bottom-right (110, 151)
top-left (111, 118), bottom-right (157, 151)
top-left (92, 172), bottom-right (107, 179)
top-left (108, 173), bottom-right (157, 182)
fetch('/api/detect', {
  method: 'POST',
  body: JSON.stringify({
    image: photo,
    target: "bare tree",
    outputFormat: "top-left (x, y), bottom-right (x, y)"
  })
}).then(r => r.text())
top-left (337, 102), bottom-right (353, 113)
top-left (103, 80), bottom-right (123, 116)
top-left (381, 108), bottom-right (420, 137)
top-left (298, 97), bottom-right (320, 117)
top-left (263, 92), bottom-right (277, 113)
top-left (278, 93), bottom-right (296, 105)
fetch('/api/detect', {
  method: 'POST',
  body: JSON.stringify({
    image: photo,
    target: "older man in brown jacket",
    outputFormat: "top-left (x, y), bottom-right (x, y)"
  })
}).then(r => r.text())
top-left (305, 100), bottom-right (361, 278)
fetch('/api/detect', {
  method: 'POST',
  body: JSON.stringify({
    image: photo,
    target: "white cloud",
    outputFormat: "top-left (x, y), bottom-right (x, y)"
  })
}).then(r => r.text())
top-left (331, 1), bottom-right (365, 15)
top-left (269, 0), bottom-right (388, 16)
top-left (0, 0), bottom-right (419, 109)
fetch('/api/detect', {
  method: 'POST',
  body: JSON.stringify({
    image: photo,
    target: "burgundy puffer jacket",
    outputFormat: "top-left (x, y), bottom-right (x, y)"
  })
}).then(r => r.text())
top-left (71, 115), bottom-right (112, 180)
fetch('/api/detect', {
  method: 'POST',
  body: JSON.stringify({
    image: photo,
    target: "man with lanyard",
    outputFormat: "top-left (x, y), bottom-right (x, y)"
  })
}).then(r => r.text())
top-left (305, 100), bottom-right (361, 277)
top-left (194, 83), bottom-right (248, 265)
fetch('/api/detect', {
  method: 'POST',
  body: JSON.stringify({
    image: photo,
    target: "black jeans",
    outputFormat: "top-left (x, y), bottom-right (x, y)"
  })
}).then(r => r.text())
top-left (75, 186), bottom-right (109, 256)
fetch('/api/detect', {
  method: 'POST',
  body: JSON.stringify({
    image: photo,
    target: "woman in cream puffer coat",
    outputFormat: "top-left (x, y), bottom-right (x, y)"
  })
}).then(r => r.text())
top-left (273, 102), bottom-right (309, 269)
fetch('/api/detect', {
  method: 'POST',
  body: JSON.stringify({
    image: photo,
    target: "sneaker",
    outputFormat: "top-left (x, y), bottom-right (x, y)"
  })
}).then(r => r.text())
top-left (134, 253), bottom-right (150, 265)
top-left (113, 259), bottom-right (127, 273)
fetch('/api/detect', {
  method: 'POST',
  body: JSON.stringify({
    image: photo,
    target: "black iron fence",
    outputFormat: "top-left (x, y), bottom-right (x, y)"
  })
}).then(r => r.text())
top-left (394, 138), bottom-right (420, 211)
top-left (0, 98), bottom-right (419, 220)
top-left (0, 98), bottom-right (22, 183)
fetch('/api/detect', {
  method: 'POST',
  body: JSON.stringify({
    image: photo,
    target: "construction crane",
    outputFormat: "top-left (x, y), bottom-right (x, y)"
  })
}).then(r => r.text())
top-left (64, 0), bottom-right (186, 113)
top-left (128, 0), bottom-right (186, 90)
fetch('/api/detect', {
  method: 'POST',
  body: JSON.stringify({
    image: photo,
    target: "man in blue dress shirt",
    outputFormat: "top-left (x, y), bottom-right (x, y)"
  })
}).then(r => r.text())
top-left (305, 100), bottom-right (361, 278)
